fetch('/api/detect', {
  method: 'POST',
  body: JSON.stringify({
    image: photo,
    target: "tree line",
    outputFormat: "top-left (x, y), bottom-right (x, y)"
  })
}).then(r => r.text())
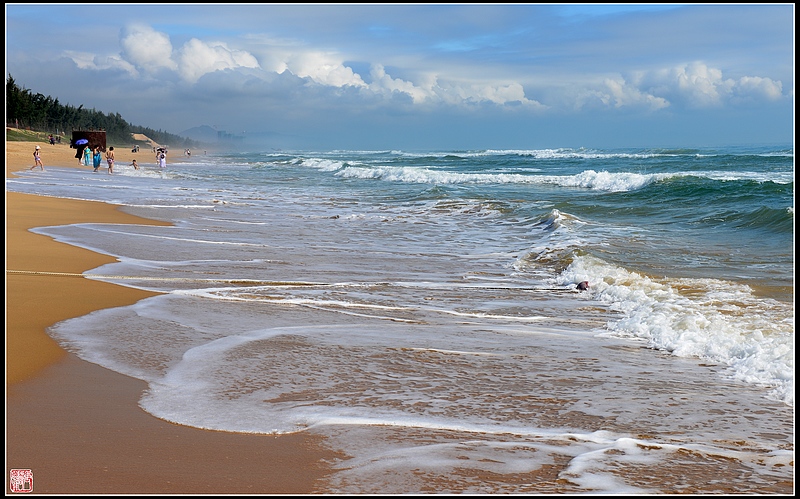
top-left (6, 75), bottom-right (200, 148)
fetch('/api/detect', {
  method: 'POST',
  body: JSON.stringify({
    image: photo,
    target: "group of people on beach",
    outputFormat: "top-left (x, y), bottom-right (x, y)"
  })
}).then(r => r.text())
top-left (33, 143), bottom-right (165, 173)
top-left (96, 146), bottom-right (115, 173)
top-left (74, 145), bottom-right (113, 173)
top-left (74, 146), bottom-right (116, 174)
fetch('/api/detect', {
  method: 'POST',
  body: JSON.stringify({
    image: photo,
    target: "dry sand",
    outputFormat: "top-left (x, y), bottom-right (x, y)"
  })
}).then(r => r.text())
top-left (6, 138), bottom-right (339, 494)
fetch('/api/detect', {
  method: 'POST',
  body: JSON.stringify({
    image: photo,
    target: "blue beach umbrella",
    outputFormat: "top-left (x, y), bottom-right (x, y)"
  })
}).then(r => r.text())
top-left (75, 139), bottom-right (89, 145)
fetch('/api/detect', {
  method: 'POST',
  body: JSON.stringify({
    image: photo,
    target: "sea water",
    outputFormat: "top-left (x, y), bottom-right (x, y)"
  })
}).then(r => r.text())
top-left (7, 145), bottom-right (794, 493)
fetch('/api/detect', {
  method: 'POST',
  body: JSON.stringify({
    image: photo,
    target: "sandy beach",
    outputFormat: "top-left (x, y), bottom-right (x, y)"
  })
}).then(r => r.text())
top-left (6, 139), bottom-right (338, 494)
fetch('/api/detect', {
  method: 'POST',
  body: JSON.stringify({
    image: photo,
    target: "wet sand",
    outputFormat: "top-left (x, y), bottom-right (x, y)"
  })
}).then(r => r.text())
top-left (6, 139), bottom-right (339, 494)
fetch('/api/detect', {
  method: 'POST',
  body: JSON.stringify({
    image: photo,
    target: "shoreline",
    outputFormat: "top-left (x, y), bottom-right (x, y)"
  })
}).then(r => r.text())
top-left (6, 140), bottom-right (338, 493)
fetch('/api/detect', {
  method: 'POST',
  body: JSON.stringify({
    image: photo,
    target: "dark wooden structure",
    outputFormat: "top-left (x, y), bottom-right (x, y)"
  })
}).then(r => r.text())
top-left (70, 129), bottom-right (107, 160)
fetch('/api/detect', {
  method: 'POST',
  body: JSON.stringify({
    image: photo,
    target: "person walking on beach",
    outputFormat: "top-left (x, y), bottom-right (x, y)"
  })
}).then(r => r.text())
top-left (158, 150), bottom-right (167, 168)
top-left (92, 147), bottom-right (102, 172)
top-left (83, 145), bottom-right (93, 166)
top-left (30, 145), bottom-right (44, 170)
top-left (106, 146), bottom-right (115, 174)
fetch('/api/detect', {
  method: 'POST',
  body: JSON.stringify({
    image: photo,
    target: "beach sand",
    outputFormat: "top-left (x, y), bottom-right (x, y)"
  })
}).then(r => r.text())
top-left (6, 139), bottom-right (339, 494)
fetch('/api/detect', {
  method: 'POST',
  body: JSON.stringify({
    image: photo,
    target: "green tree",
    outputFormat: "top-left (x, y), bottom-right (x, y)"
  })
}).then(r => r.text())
top-left (6, 75), bottom-right (200, 147)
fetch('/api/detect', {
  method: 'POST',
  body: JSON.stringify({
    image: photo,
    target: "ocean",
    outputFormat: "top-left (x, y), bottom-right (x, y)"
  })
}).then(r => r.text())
top-left (7, 145), bottom-right (794, 493)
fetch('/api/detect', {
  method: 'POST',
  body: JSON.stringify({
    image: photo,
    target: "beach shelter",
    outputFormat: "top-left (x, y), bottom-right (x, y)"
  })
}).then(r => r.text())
top-left (70, 129), bottom-right (107, 160)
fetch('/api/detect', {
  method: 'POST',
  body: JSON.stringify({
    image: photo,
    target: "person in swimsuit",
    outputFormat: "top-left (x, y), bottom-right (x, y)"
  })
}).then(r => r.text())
top-left (30, 145), bottom-right (44, 170)
top-left (106, 146), bottom-right (115, 174)
top-left (92, 147), bottom-right (102, 172)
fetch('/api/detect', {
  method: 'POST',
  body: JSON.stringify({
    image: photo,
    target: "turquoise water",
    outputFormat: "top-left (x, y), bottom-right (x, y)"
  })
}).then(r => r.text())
top-left (7, 144), bottom-right (794, 493)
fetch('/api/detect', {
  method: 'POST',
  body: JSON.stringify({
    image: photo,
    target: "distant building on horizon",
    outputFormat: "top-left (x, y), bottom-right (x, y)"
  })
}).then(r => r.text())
top-left (217, 130), bottom-right (244, 142)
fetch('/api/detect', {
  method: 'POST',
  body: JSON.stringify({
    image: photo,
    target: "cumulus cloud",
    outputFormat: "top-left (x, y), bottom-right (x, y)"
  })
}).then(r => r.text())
top-left (63, 50), bottom-right (101, 70)
top-left (178, 39), bottom-right (261, 83)
top-left (567, 61), bottom-right (786, 112)
top-left (672, 62), bottom-right (732, 107)
top-left (469, 82), bottom-right (543, 108)
top-left (120, 24), bottom-right (178, 73)
top-left (281, 51), bottom-right (367, 87)
top-left (734, 75), bottom-right (783, 102)
top-left (634, 61), bottom-right (784, 108)
top-left (112, 25), bottom-right (548, 110)
top-left (369, 64), bottom-right (430, 103)
top-left (363, 65), bottom-right (546, 109)
top-left (63, 50), bottom-right (139, 77)
top-left (435, 80), bottom-right (545, 109)
top-left (72, 23), bottom-right (786, 116)
top-left (601, 77), bottom-right (670, 110)
top-left (119, 24), bottom-right (263, 83)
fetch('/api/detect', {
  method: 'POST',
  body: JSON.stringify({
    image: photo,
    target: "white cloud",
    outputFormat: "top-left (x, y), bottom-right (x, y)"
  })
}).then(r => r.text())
top-left (634, 62), bottom-right (784, 108)
top-left (120, 24), bottom-right (178, 73)
top-left (62, 50), bottom-right (139, 77)
top-left (96, 55), bottom-right (140, 77)
top-left (369, 64), bottom-right (430, 103)
top-left (365, 65), bottom-right (546, 109)
top-left (62, 50), bottom-right (100, 70)
top-left (118, 25), bottom-right (265, 84)
top-left (437, 80), bottom-right (545, 109)
top-left (69, 23), bottom-right (788, 117)
top-left (178, 39), bottom-right (261, 83)
top-left (673, 62), bottom-right (731, 107)
top-left (549, 77), bottom-right (668, 113)
top-left (734, 75), bottom-right (783, 101)
top-left (116, 25), bottom-right (544, 109)
top-left (470, 82), bottom-right (542, 108)
top-left (602, 77), bottom-right (670, 110)
top-left (282, 51), bottom-right (367, 87)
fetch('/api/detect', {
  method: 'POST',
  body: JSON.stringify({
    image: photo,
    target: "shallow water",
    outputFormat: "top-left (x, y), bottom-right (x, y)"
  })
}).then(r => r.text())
top-left (7, 145), bottom-right (794, 493)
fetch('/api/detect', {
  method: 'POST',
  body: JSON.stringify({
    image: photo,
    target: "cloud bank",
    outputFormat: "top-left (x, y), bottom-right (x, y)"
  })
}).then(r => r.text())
top-left (5, 4), bottom-right (793, 149)
top-left (74, 22), bottom-right (785, 114)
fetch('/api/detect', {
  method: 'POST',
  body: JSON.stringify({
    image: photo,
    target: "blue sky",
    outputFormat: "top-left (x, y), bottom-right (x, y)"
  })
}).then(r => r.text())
top-left (5, 3), bottom-right (794, 150)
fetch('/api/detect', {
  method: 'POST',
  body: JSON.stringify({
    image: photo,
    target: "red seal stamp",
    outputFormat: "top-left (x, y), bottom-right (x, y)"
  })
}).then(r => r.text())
top-left (9, 469), bottom-right (33, 493)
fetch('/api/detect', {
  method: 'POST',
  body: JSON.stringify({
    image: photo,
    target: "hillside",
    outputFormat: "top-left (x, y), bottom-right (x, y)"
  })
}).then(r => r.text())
top-left (131, 133), bottom-right (161, 149)
top-left (7, 127), bottom-right (164, 150)
top-left (7, 76), bottom-right (200, 149)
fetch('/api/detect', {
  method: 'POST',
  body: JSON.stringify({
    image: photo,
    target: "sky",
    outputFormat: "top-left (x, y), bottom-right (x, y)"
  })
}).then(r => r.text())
top-left (5, 3), bottom-right (795, 151)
